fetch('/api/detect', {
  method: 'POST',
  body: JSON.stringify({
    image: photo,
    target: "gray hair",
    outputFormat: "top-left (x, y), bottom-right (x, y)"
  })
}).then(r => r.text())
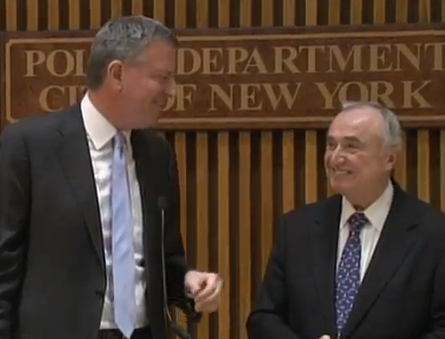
top-left (86, 15), bottom-right (179, 90)
top-left (340, 101), bottom-right (403, 148)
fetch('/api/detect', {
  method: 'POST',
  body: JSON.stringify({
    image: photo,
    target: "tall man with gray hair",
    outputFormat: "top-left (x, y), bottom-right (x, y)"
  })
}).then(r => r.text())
top-left (247, 101), bottom-right (445, 339)
top-left (0, 16), bottom-right (222, 339)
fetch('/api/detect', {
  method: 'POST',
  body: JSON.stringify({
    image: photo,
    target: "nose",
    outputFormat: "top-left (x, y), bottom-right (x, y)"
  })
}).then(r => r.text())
top-left (329, 146), bottom-right (345, 165)
top-left (166, 78), bottom-right (176, 98)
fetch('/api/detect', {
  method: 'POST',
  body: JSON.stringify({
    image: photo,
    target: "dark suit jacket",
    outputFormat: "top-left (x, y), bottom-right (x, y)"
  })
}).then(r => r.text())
top-left (246, 183), bottom-right (445, 339)
top-left (0, 105), bottom-right (197, 339)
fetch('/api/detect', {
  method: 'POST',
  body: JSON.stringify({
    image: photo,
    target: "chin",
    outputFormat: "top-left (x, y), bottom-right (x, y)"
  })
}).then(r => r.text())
top-left (133, 111), bottom-right (159, 129)
top-left (329, 178), bottom-right (353, 195)
top-left (148, 113), bottom-right (161, 126)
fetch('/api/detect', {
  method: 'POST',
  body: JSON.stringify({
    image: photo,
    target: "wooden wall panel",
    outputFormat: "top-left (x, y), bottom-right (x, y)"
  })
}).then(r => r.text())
top-left (1, 1), bottom-right (445, 339)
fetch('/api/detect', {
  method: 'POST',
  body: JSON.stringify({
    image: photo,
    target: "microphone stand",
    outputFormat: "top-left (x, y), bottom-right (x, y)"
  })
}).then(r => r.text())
top-left (159, 198), bottom-right (194, 339)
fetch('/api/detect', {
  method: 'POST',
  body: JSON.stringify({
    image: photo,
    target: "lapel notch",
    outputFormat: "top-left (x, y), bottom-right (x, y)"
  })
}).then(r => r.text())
top-left (56, 105), bottom-right (105, 271)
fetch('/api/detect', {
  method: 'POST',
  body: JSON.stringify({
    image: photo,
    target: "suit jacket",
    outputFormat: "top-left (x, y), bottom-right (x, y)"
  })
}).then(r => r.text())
top-left (0, 105), bottom-right (198, 339)
top-left (246, 183), bottom-right (445, 339)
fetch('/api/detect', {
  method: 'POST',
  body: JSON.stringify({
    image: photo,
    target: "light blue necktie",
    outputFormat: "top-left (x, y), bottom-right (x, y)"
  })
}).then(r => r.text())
top-left (111, 132), bottom-right (136, 338)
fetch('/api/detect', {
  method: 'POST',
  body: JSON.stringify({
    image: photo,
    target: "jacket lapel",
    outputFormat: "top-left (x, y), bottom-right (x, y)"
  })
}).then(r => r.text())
top-left (131, 130), bottom-right (161, 273)
top-left (310, 195), bottom-right (342, 334)
top-left (56, 104), bottom-right (105, 271)
top-left (341, 184), bottom-right (420, 336)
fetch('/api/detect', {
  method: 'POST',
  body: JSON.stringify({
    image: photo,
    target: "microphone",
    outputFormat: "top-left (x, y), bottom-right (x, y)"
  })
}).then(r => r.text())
top-left (158, 196), bottom-right (193, 339)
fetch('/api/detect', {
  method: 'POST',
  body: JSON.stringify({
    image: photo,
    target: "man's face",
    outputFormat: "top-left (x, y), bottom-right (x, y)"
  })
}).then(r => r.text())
top-left (324, 107), bottom-right (397, 203)
top-left (109, 40), bottom-right (177, 129)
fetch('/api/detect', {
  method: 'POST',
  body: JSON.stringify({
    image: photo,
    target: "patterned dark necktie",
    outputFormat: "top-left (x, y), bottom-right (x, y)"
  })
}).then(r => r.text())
top-left (335, 212), bottom-right (368, 335)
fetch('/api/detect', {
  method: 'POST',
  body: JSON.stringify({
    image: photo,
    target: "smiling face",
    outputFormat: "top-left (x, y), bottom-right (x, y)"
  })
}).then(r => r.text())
top-left (324, 106), bottom-right (398, 207)
top-left (106, 40), bottom-right (177, 129)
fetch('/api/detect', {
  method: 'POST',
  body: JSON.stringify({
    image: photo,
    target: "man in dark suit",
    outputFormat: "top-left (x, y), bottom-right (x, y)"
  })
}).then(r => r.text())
top-left (246, 101), bottom-right (445, 339)
top-left (0, 16), bottom-right (223, 339)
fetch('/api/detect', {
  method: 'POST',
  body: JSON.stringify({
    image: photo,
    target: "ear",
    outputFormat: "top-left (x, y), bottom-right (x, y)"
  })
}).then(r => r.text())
top-left (106, 60), bottom-right (124, 91)
top-left (385, 148), bottom-right (398, 170)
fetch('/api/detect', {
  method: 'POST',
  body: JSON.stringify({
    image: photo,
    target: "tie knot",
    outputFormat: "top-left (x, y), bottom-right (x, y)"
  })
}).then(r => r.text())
top-left (114, 132), bottom-right (126, 149)
top-left (348, 212), bottom-right (368, 232)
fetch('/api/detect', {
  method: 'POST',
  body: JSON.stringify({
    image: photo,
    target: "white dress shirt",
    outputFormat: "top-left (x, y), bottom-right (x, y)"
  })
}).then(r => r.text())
top-left (80, 93), bottom-right (148, 329)
top-left (337, 181), bottom-right (394, 281)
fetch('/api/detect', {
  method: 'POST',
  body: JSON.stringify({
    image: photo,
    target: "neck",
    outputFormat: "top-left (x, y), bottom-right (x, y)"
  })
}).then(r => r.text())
top-left (346, 179), bottom-right (390, 210)
top-left (87, 89), bottom-right (121, 129)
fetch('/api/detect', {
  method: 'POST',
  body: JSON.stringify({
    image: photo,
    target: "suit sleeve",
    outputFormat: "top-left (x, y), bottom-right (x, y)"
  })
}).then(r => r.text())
top-left (0, 126), bottom-right (31, 339)
top-left (246, 216), bottom-right (300, 339)
top-left (163, 144), bottom-right (200, 319)
top-left (422, 253), bottom-right (445, 339)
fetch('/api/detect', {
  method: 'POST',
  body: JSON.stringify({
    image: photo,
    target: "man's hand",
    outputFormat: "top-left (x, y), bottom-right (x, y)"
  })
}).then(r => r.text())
top-left (184, 270), bottom-right (223, 313)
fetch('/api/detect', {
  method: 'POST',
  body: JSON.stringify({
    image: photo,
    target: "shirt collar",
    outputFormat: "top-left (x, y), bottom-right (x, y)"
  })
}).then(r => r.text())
top-left (340, 180), bottom-right (394, 232)
top-left (80, 92), bottom-right (131, 150)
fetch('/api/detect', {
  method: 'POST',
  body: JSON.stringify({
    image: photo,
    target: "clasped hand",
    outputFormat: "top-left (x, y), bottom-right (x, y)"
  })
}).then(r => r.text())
top-left (184, 270), bottom-right (223, 313)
